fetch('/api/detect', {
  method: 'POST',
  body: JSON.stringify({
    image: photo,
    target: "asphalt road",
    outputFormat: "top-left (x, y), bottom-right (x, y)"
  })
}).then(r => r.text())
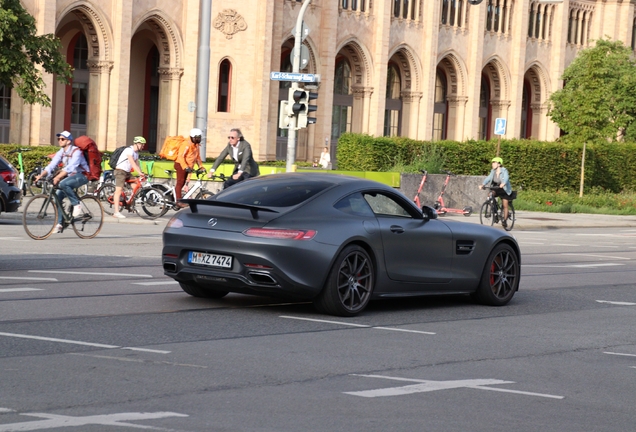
top-left (1, 213), bottom-right (636, 431)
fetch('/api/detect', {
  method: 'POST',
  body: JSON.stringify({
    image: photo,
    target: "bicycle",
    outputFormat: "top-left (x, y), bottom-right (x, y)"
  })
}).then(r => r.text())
top-left (152, 168), bottom-right (220, 214)
top-left (479, 186), bottom-right (516, 231)
top-left (22, 179), bottom-right (104, 240)
top-left (433, 171), bottom-right (473, 216)
top-left (25, 156), bottom-right (55, 196)
top-left (412, 170), bottom-right (428, 208)
top-left (99, 175), bottom-right (167, 219)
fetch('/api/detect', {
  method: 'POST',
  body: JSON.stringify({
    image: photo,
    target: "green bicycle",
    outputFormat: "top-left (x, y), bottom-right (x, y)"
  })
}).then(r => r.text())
top-left (22, 179), bottom-right (104, 240)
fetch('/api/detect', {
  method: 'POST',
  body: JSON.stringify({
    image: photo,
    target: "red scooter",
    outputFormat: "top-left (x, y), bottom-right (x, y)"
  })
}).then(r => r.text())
top-left (412, 170), bottom-right (428, 208)
top-left (433, 171), bottom-right (473, 216)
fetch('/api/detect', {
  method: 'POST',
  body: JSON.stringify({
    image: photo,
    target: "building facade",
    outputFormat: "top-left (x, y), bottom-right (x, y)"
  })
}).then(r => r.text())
top-left (3, 0), bottom-right (636, 163)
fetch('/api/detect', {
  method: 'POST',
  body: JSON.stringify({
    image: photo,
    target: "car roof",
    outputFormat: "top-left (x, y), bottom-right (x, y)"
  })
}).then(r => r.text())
top-left (250, 172), bottom-right (388, 189)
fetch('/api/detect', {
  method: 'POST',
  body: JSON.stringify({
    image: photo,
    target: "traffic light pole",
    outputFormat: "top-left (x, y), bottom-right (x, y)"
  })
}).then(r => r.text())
top-left (286, 0), bottom-right (312, 173)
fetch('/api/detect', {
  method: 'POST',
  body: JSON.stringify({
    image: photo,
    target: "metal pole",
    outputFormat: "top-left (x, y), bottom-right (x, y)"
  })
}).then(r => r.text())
top-left (286, 0), bottom-right (312, 173)
top-left (196, 0), bottom-right (212, 160)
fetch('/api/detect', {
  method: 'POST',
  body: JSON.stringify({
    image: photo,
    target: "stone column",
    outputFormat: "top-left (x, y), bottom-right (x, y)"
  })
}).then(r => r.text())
top-left (87, 61), bottom-right (114, 150)
top-left (352, 86), bottom-right (374, 134)
top-left (447, 95), bottom-right (467, 140)
top-left (158, 67), bottom-right (184, 150)
top-left (400, 91), bottom-right (423, 138)
top-left (530, 102), bottom-right (546, 139)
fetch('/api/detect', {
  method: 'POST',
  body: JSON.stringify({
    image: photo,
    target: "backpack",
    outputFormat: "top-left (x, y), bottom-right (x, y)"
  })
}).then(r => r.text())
top-left (108, 145), bottom-right (129, 170)
top-left (74, 136), bottom-right (103, 182)
top-left (159, 136), bottom-right (187, 160)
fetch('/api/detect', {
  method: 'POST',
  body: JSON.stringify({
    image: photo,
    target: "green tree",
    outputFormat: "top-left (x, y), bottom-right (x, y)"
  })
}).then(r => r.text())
top-left (0, 0), bottom-right (72, 106)
top-left (548, 38), bottom-right (636, 142)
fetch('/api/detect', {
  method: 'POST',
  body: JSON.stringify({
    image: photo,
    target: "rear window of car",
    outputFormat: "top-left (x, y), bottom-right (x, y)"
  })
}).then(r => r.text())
top-left (0, 158), bottom-right (11, 170)
top-left (217, 180), bottom-right (333, 207)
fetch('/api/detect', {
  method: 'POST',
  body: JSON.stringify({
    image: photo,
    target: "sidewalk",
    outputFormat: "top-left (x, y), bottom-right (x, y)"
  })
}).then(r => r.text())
top-left (441, 210), bottom-right (636, 230)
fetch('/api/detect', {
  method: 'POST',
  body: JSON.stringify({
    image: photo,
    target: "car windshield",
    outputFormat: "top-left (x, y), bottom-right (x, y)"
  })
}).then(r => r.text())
top-left (216, 179), bottom-right (333, 207)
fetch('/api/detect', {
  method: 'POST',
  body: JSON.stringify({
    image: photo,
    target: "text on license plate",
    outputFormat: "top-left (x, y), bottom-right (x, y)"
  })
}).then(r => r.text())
top-left (188, 251), bottom-right (233, 268)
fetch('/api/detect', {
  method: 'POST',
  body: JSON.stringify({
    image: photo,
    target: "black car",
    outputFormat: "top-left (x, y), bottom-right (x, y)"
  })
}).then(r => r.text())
top-left (162, 173), bottom-right (521, 316)
top-left (0, 155), bottom-right (21, 215)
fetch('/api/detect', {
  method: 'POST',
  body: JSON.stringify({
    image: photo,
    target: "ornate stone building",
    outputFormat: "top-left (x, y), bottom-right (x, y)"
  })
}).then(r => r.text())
top-left (2, 0), bottom-right (635, 163)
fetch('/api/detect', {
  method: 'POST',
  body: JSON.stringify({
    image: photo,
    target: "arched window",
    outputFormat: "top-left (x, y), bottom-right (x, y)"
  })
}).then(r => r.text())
top-left (394, 0), bottom-right (401, 17)
top-left (332, 59), bottom-right (353, 144)
top-left (520, 81), bottom-right (531, 138)
top-left (432, 70), bottom-right (447, 141)
top-left (0, 83), bottom-right (10, 143)
top-left (218, 59), bottom-right (231, 112)
top-left (66, 33), bottom-right (89, 138)
top-left (478, 76), bottom-right (491, 140)
top-left (383, 64), bottom-right (402, 137)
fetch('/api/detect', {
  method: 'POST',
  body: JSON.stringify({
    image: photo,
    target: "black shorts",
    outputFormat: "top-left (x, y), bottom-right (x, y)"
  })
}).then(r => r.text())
top-left (493, 188), bottom-right (513, 201)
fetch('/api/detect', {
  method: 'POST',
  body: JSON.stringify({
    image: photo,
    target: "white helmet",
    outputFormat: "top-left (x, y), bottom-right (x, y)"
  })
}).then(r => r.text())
top-left (190, 128), bottom-right (203, 137)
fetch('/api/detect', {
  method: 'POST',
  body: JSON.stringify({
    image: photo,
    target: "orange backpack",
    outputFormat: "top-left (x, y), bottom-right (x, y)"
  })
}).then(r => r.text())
top-left (159, 136), bottom-right (187, 160)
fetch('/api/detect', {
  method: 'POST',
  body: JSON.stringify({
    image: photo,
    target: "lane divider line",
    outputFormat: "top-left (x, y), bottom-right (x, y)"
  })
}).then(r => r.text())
top-left (29, 270), bottom-right (153, 278)
top-left (279, 316), bottom-right (435, 334)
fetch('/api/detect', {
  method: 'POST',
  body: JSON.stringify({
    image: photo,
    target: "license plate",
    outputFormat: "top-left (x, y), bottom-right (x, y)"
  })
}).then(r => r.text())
top-left (188, 251), bottom-right (233, 268)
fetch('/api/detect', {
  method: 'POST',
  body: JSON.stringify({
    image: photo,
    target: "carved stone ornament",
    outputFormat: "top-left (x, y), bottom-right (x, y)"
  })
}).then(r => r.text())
top-left (213, 9), bottom-right (248, 39)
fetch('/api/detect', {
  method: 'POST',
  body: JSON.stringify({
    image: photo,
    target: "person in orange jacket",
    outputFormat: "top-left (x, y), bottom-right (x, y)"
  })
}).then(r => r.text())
top-left (174, 128), bottom-right (205, 207)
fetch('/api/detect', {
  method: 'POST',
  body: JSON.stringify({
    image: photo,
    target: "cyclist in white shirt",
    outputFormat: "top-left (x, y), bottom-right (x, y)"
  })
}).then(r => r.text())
top-left (112, 136), bottom-right (145, 219)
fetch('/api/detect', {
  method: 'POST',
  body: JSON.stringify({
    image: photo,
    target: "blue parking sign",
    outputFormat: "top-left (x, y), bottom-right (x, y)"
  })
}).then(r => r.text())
top-left (494, 118), bottom-right (506, 136)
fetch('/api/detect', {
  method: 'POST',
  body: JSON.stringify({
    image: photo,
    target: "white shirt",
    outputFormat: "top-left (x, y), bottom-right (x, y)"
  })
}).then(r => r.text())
top-left (116, 146), bottom-right (138, 173)
top-left (319, 151), bottom-right (331, 169)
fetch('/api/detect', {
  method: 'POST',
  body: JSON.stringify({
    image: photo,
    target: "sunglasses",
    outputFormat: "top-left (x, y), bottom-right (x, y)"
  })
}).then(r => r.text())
top-left (228, 136), bottom-right (238, 139)
top-left (57, 137), bottom-right (68, 141)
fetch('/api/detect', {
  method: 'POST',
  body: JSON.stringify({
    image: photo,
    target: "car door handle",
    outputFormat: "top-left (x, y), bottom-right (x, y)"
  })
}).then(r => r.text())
top-left (390, 225), bottom-right (404, 234)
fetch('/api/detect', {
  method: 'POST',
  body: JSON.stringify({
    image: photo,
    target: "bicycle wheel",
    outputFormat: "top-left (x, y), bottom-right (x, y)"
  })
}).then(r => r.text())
top-left (136, 187), bottom-right (168, 219)
top-left (22, 194), bottom-right (58, 240)
top-left (97, 183), bottom-right (117, 215)
top-left (196, 190), bottom-right (215, 200)
top-left (503, 202), bottom-right (515, 231)
top-left (72, 195), bottom-right (104, 239)
top-left (479, 201), bottom-right (494, 226)
top-left (26, 173), bottom-right (45, 196)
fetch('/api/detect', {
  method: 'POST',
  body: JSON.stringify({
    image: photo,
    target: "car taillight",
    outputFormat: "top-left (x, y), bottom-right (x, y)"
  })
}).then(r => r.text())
top-left (0, 171), bottom-right (16, 185)
top-left (243, 228), bottom-right (316, 240)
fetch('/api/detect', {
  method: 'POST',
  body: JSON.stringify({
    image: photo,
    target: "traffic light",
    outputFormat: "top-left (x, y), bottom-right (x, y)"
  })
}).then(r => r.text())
top-left (278, 100), bottom-right (291, 130)
top-left (291, 89), bottom-right (318, 129)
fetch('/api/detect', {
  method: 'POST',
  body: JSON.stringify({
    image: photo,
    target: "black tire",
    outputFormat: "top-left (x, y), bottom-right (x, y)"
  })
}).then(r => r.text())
top-left (463, 206), bottom-right (472, 217)
top-left (72, 195), bottom-right (104, 239)
top-left (22, 194), bottom-right (57, 240)
top-left (314, 245), bottom-right (374, 317)
top-left (196, 190), bottom-right (215, 200)
top-left (26, 173), bottom-right (45, 196)
top-left (479, 201), bottom-right (494, 226)
top-left (475, 243), bottom-right (519, 306)
top-left (179, 281), bottom-right (229, 298)
top-left (137, 187), bottom-right (168, 219)
top-left (97, 183), bottom-right (117, 215)
top-left (151, 183), bottom-right (175, 205)
top-left (503, 203), bottom-right (515, 231)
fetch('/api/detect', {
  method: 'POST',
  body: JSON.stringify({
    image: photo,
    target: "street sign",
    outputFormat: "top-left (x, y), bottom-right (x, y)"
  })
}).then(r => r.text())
top-left (270, 72), bottom-right (320, 83)
top-left (290, 45), bottom-right (310, 70)
top-left (292, 22), bottom-right (310, 42)
top-left (494, 118), bottom-right (507, 136)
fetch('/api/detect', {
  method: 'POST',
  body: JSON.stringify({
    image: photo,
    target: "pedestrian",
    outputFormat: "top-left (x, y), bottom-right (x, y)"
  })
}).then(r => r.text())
top-left (174, 128), bottom-right (205, 208)
top-left (34, 131), bottom-right (90, 233)
top-left (479, 156), bottom-right (513, 227)
top-left (112, 136), bottom-right (146, 219)
top-left (319, 146), bottom-right (331, 169)
top-left (207, 128), bottom-right (259, 189)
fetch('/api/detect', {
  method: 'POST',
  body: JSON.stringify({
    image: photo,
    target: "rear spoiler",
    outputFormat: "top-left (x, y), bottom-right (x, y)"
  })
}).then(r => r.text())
top-left (180, 199), bottom-right (279, 219)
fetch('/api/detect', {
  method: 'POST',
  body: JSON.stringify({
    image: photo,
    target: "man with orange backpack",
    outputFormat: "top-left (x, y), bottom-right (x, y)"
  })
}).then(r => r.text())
top-left (174, 128), bottom-right (205, 208)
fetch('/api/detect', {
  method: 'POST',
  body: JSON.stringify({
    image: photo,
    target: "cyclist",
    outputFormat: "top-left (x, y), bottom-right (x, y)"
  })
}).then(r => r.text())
top-left (207, 128), bottom-right (259, 189)
top-left (479, 156), bottom-right (513, 227)
top-left (34, 131), bottom-right (90, 233)
top-left (112, 136), bottom-right (146, 219)
top-left (174, 128), bottom-right (205, 208)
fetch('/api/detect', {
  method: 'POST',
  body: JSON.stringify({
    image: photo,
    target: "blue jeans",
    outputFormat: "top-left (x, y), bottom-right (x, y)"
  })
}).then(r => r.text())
top-left (56, 173), bottom-right (88, 224)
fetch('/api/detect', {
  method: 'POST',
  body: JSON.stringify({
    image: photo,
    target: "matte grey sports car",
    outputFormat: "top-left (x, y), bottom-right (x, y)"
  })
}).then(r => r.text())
top-left (162, 173), bottom-right (520, 316)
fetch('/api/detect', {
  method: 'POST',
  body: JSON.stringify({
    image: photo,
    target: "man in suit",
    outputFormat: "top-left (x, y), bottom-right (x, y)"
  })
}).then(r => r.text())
top-left (207, 128), bottom-right (260, 189)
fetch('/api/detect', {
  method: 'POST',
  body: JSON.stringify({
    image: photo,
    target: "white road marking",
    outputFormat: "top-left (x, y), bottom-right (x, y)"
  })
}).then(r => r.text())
top-left (552, 244), bottom-right (580, 247)
top-left (131, 281), bottom-right (178, 286)
top-left (0, 277), bottom-right (57, 281)
top-left (605, 352), bottom-right (636, 357)
top-left (345, 374), bottom-right (564, 399)
top-left (0, 237), bottom-right (27, 241)
top-left (0, 332), bottom-right (170, 354)
top-left (561, 253), bottom-right (630, 260)
top-left (597, 300), bottom-right (636, 306)
top-left (0, 288), bottom-right (44, 293)
top-left (0, 408), bottom-right (13, 413)
top-left (280, 316), bottom-right (436, 334)
top-left (519, 242), bottom-right (544, 245)
top-left (0, 411), bottom-right (188, 431)
top-left (523, 263), bottom-right (624, 268)
top-left (28, 270), bottom-right (152, 278)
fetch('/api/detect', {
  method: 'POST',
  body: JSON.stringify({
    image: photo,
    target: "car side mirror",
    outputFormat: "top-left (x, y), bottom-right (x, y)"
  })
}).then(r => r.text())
top-left (421, 205), bottom-right (438, 221)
